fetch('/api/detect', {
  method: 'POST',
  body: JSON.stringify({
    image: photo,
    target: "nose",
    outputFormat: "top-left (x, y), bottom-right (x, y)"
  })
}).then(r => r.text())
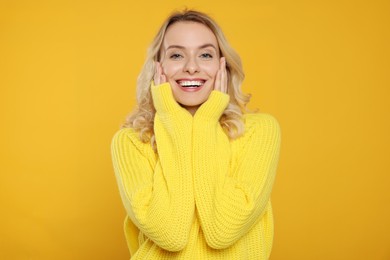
top-left (184, 57), bottom-right (200, 74)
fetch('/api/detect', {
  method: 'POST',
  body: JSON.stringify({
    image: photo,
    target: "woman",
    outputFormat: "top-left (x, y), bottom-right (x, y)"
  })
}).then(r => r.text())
top-left (111, 9), bottom-right (281, 259)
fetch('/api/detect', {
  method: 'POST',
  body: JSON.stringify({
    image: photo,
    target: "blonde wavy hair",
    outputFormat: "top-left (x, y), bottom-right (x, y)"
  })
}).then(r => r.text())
top-left (122, 9), bottom-right (251, 148)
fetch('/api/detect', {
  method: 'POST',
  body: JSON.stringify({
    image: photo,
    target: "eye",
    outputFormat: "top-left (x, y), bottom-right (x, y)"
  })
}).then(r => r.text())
top-left (200, 53), bottom-right (213, 59)
top-left (170, 53), bottom-right (183, 60)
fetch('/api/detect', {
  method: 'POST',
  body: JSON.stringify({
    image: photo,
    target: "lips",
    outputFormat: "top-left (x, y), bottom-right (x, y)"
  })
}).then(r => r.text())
top-left (174, 79), bottom-right (206, 92)
top-left (176, 79), bottom-right (205, 88)
top-left (176, 79), bottom-right (206, 92)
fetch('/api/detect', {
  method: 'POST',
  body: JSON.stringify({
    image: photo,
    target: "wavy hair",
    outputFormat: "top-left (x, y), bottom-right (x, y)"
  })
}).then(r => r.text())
top-left (122, 9), bottom-right (251, 149)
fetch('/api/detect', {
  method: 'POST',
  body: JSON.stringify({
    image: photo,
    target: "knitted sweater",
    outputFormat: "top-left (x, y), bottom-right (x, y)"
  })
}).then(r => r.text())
top-left (111, 82), bottom-right (281, 259)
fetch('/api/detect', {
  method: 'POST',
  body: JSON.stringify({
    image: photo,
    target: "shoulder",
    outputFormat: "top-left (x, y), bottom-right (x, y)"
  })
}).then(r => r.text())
top-left (230, 112), bottom-right (281, 157)
top-left (111, 127), bottom-right (138, 144)
top-left (111, 127), bottom-right (153, 156)
top-left (242, 113), bottom-right (281, 135)
top-left (234, 112), bottom-right (281, 149)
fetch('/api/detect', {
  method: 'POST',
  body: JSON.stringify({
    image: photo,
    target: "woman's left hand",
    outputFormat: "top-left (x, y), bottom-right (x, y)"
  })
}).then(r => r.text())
top-left (214, 57), bottom-right (227, 94)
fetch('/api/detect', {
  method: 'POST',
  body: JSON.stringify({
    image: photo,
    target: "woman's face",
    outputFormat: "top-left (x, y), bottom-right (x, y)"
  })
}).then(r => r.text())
top-left (160, 21), bottom-right (220, 114)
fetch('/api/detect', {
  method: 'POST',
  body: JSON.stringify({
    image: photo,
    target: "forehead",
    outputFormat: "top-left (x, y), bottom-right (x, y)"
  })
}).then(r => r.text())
top-left (163, 21), bottom-right (218, 49)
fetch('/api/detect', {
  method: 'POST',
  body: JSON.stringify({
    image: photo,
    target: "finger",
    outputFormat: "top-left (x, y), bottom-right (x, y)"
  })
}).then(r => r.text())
top-left (221, 57), bottom-right (227, 93)
top-left (214, 68), bottom-right (221, 91)
top-left (159, 62), bottom-right (167, 84)
top-left (161, 74), bottom-right (166, 83)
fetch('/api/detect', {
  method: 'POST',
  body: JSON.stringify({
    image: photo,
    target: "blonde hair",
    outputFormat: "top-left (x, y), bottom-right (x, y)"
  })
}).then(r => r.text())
top-left (122, 9), bottom-right (251, 148)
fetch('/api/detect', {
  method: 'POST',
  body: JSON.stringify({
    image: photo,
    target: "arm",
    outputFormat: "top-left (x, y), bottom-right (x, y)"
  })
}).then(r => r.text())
top-left (192, 93), bottom-right (281, 249)
top-left (111, 83), bottom-right (195, 252)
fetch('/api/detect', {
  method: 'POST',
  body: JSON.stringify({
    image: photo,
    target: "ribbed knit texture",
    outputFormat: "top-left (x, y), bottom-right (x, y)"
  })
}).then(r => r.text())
top-left (111, 83), bottom-right (281, 259)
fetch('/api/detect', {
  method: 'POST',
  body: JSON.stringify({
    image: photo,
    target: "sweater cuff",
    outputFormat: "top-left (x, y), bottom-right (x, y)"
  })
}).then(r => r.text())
top-left (194, 90), bottom-right (230, 121)
top-left (151, 81), bottom-right (182, 114)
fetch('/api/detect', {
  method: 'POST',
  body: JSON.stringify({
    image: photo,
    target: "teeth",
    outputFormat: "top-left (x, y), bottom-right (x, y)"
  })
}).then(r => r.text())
top-left (179, 80), bottom-right (203, 87)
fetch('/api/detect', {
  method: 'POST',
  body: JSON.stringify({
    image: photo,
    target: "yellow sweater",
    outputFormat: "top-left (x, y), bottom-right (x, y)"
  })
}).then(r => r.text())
top-left (111, 83), bottom-right (281, 259)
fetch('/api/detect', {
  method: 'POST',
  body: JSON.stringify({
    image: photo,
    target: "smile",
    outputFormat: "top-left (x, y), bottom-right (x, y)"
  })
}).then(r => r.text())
top-left (177, 79), bottom-right (205, 88)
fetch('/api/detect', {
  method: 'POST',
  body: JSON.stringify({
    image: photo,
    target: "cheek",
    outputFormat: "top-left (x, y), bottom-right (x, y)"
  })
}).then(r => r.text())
top-left (162, 62), bottom-right (183, 79)
top-left (202, 63), bottom-right (220, 79)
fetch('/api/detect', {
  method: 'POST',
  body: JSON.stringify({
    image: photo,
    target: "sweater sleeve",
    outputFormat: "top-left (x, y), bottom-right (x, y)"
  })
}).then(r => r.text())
top-left (111, 83), bottom-right (195, 252)
top-left (192, 91), bottom-right (281, 249)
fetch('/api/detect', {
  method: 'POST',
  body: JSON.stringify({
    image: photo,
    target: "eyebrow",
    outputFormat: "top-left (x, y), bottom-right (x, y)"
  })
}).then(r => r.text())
top-left (166, 43), bottom-right (218, 51)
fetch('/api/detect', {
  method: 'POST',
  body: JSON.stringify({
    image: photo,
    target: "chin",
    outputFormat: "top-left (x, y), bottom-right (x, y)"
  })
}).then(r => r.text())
top-left (176, 93), bottom-right (211, 107)
top-left (177, 99), bottom-right (205, 108)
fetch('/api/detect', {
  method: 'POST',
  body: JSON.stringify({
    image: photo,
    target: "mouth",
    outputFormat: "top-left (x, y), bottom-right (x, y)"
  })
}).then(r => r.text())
top-left (176, 79), bottom-right (206, 88)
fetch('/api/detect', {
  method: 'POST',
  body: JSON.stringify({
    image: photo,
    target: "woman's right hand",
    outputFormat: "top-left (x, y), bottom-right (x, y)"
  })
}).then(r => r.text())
top-left (153, 61), bottom-right (167, 85)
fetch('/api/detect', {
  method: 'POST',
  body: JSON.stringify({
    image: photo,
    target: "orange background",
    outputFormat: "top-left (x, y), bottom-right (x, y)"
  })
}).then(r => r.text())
top-left (1, 0), bottom-right (389, 259)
